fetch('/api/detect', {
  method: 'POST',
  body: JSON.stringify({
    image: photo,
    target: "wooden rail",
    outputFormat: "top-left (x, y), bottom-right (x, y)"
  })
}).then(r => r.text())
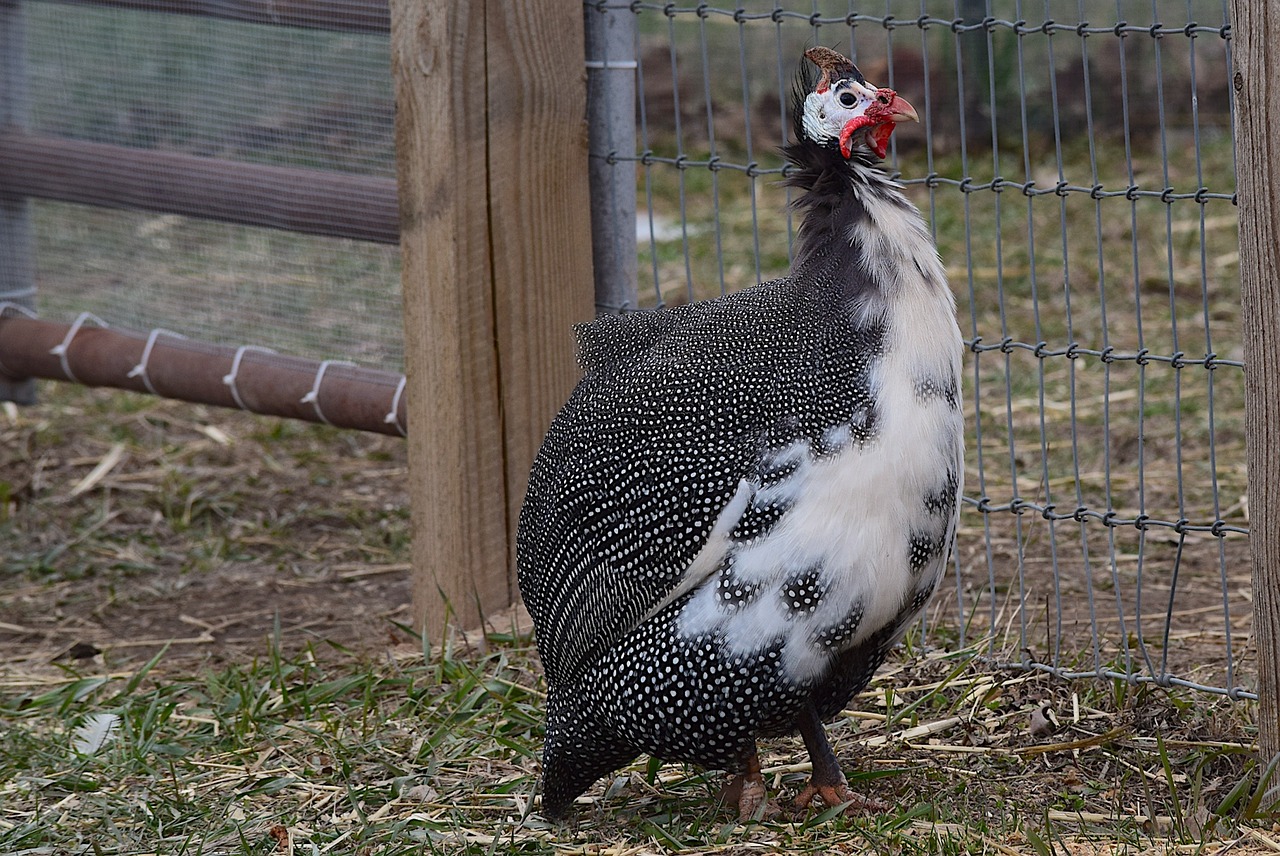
top-left (0, 131), bottom-right (398, 244)
top-left (36, 0), bottom-right (390, 33)
top-left (0, 314), bottom-right (407, 435)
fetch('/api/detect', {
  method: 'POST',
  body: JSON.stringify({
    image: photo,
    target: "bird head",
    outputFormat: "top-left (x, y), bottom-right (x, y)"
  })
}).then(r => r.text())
top-left (798, 46), bottom-right (918, 161)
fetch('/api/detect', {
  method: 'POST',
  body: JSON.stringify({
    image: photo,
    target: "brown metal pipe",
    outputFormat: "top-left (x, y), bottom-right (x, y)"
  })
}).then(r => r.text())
top-left (0, 315), bottom-right (407, 436)
top-left (0, 131), bottom-right (399, 245)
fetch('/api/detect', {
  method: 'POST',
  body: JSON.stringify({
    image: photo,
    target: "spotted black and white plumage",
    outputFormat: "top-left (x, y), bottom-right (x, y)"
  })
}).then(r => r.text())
top-left (517, 47), bottom-right (964, 819)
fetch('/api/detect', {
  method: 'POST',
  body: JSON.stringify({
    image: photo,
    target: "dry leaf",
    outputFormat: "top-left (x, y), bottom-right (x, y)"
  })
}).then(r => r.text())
top-left (68, 442), bottom-right (125, 497)
top-left (403, 783), bottom-right (438, 803)
top-left (268, 824), bottom-right (292, 855)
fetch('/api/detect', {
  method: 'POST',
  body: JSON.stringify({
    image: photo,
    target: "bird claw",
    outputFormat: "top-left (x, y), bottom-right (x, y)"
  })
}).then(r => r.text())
top-left (720, 772), bottom-right (781, 821)
top-left (738, 779), bottom-right (782, 821)
top-left (793, 781), bottom-right (889, 815)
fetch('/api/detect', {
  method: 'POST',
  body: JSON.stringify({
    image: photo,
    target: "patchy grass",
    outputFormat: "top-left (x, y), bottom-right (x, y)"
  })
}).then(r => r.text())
top-left (0, 621), bottom-right (1275, 854)
top-left (1, 386), bottom-right (1275, 853)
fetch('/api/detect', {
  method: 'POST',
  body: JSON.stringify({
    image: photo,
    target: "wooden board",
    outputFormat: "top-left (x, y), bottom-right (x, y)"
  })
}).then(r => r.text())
top-left (1229, 0), bottom-right (1280, 759)
top-left (391, 0), bottom-right (594, 638)
top-left (486, 4), bottom-right (596, 578)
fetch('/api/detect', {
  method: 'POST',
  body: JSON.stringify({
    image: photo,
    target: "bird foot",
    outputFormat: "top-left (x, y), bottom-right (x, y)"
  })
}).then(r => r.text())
top-left (720, 772), bottom-right (782, 821)
top-left (793, 781), bottom-right (889, 815)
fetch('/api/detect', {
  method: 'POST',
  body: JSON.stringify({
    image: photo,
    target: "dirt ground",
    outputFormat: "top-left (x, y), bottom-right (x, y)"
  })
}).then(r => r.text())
top-left (0, 381), bottom-right (1255, 696)
top-left (1, 384), bottom-right (415, 673)
top-left (2, 383), bottom-right (1275, 854)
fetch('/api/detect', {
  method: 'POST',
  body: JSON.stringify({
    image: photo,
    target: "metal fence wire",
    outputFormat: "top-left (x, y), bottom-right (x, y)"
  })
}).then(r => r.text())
top-left (589, 0), bottom-right (1249, 699)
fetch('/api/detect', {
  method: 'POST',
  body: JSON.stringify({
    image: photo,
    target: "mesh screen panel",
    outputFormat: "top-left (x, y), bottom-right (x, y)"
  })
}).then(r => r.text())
top-left (14, 2), bottom-right (402, 369)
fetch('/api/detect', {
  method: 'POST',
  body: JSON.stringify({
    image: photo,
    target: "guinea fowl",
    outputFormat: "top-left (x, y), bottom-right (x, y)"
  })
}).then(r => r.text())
top-left (517, 46), bottom-right (964, 819)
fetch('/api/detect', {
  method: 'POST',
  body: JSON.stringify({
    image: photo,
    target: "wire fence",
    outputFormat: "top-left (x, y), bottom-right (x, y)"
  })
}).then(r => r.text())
top-left (598, 0), bottom-right (1249, 699)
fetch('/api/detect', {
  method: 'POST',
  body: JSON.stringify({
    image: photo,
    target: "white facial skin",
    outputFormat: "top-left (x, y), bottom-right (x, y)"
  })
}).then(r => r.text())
top-left (801, 74), bottom-right (917, 160)
top-left (801, 77), bottom-right (881, 149)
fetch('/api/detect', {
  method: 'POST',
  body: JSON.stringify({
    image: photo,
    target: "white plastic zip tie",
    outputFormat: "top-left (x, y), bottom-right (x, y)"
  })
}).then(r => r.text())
top-left (49, 312), bottom-right (107, 385)
top-left (583, 59), bottom-right (638, 69)
top-left (0, 302), bottom-right (38, 319)
top-left (300, 360), bottom-right (355, 427)
top-left (384, 374), bottom-right (407, 437)
top-left (126, 328), bottom-right (187, 396)
top-left (222, 345), bottom-right (276, 411)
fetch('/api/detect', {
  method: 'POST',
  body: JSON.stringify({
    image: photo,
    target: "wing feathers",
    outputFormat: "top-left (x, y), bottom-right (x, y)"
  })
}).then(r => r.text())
top-left (640, 477), bottom-right (756, 623)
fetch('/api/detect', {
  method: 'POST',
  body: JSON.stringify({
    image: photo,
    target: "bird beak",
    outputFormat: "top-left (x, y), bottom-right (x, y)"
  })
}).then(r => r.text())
top-left (883, 92), bottom-right (919, 124)
top-left (849, 89), bottom-right (921, 159)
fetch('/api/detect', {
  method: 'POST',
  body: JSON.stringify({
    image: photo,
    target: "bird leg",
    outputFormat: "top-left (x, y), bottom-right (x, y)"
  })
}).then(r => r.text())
top-left (719, 746), bottom-right (780, 820)
top-left (793, 703), bottom-right (889, 814)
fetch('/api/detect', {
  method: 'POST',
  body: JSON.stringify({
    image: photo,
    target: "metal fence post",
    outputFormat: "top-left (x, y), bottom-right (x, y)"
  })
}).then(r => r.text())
top-left (584, 1), bottom-right (637, 314)
top-left (1229, 0), bottom-right (1280, 761)
top-left (0, 0), bottom-right (37, 404)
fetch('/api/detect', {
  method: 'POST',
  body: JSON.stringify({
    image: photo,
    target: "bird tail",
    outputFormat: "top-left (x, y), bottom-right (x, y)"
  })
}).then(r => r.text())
top-left (538, 686), bottom-right (641, 819)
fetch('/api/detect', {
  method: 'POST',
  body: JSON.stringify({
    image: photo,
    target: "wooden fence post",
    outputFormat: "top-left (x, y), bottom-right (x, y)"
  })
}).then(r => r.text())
top-left (1230, 0), bottom-right (1280, 760)
top-left (390, 1), bottom-right (595, 640)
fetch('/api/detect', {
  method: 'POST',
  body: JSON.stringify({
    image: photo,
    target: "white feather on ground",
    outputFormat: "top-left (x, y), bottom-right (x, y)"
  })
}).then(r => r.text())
top-left (71, 712), bottom-right (120, 756)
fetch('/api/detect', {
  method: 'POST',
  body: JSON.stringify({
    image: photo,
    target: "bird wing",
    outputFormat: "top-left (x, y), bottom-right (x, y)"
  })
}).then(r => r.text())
top-left (573, 307), bottom-right (669, 375)
top-left (517, 278), bottom-right (875, 686)
top-left (636, 475), bottom-right (755, 624)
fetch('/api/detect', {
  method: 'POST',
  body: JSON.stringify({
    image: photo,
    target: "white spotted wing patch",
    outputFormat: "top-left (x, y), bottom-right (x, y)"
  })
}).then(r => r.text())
top-left (913, 373), bottom-right (958, 409)
top-left (810, 600), bottom-right (864, 650)
top-left (780, 566), bottom-right (828, 615)
top-left (715, 556), bottom-right (764, 610)
top-left (675, 191), bottom-right (963, 688)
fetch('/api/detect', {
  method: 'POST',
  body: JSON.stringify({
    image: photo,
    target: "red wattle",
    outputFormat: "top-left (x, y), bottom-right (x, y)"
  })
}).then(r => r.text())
top-left (838, 116), bottom-right (874, 159)
top-left (869, 123), bottom-right (895, 159)
top-left (839, 116), bottom-right (898, 159)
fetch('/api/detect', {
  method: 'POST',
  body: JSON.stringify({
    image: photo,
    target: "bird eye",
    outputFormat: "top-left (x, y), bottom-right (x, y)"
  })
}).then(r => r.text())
top-left (877, 94), bottom-right (890, 104)
top-left (838, 92), bottom-right (856, 108)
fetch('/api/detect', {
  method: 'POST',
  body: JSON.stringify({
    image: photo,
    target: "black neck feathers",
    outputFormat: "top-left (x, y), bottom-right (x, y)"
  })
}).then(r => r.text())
top-left (781, 62), bottom-right (904, 305)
